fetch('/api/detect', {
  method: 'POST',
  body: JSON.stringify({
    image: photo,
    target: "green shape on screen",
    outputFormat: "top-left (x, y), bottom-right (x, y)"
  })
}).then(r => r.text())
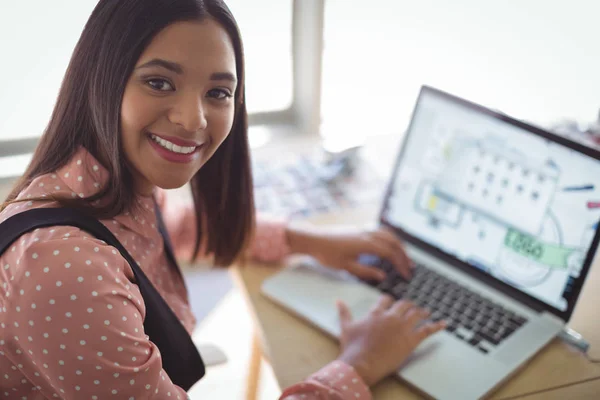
top-left (503, 228), bottom-right (573, 269)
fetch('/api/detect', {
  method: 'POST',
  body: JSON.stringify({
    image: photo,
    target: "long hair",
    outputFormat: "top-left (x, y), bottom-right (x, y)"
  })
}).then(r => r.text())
top-left (2, 0), bottom-right (254, 266)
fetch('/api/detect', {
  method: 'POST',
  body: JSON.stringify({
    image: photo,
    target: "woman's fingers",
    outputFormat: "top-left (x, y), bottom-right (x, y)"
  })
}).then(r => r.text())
top-left (414, 320), bottom-right (447, 342)
top-left (375, 228), bottom-right (407, 255)
top-left (336, 300), bottom-right (353, 330)
top-left (403, 307), bottom-right (430, 330)
top-left (346, 261), bottom-right (386, 281)
top-left (361, 239), bottom-right (408, 279)
top-left (387, 300), bottom-right (415, 317)
top-left (370, 294), bottom-right (395, 314)
top-left (369, 230), bottom-right (413, 280)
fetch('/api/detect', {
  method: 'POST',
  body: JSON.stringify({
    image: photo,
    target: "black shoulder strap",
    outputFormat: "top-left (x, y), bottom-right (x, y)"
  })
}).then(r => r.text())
top-left (0, 208), bottom-right (205, 390)
top-left (153, 202), bottom-right (185, 280)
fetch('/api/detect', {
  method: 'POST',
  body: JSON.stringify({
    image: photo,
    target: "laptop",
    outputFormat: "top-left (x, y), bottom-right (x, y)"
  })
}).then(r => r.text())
top-left (261, 85), bottom-right (600, 399)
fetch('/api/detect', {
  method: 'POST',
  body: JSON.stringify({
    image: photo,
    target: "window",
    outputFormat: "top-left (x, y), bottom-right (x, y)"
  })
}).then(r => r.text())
top-left (227, 0), bottom-right (293, 115)
top-left (0, 0), bottom-right (301, 178)
top-left (321, 0), bottom-right (600, 146)
top-left (0, 1), bottom-right (99, 143)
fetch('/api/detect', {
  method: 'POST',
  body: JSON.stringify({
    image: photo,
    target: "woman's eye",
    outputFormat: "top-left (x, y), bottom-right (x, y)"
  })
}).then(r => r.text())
top-left (208, 88), bottom-right (233, 100)
top-left (146, 79), bottom-right (174, 92)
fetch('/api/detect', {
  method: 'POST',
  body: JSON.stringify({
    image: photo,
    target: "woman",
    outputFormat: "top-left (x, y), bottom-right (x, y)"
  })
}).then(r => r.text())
top-left (0, 0), bottom-right (445, 398)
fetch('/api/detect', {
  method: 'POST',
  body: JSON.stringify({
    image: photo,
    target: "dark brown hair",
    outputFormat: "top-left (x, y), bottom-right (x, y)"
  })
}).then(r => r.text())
top-left (2, 0), bottom-right (254, 266)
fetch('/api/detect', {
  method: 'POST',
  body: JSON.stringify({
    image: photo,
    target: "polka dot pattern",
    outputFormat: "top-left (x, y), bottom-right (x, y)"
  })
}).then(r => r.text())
top-left (279, 361), bottom-right (372, 399)
top-left (1, 148), bottom-right (300, 398)
top-left (0, 148), bottom-right (191, 398)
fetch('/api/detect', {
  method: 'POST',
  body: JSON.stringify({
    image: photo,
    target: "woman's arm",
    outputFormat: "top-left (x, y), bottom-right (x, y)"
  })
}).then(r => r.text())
top-left (279, 361), bottom-right (372, 399)
top-left (156, 189), bottom-right (413, 281)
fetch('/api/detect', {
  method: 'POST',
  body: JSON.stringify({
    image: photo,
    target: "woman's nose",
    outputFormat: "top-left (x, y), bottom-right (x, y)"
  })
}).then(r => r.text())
top-left (169, 95), bottom-right (208, 133)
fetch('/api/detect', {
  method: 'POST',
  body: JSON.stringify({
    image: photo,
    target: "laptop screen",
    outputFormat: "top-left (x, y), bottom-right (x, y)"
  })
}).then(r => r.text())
top-left (383, 87), bottom-right (600, 313)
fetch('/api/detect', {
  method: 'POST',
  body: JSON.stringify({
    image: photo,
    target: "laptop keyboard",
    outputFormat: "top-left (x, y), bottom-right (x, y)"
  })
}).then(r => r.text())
top-left (366, 259), bottom-right (528, 354)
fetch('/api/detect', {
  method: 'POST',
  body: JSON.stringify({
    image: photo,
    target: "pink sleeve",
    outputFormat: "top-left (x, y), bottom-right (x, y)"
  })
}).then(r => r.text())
top-left (247, 214), bottom-right (291, 263)
top-left (156, 189), bottom-right (291, 263)
top-left (279, 361), bottom-right (372, 400)
top-left (2, 234), bottom-right (188, 399)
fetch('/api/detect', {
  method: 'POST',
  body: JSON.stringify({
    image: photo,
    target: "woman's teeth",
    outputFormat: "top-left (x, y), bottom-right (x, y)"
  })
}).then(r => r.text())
top-left (150, 134), bottom-right (197, 154)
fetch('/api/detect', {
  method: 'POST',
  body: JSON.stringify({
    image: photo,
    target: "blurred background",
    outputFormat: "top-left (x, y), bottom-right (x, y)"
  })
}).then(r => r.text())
top-left (2, 0), bottom-right (600, 180)
top-left (1, 0), bottom-right (600, 397)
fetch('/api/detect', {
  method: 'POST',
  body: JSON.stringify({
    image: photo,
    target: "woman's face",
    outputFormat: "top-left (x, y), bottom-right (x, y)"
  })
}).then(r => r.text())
top-left (121, 18), bottom-right (237, 195)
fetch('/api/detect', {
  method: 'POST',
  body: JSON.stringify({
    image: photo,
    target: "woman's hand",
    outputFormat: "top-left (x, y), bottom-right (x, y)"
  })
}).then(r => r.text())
top-left (286, 224), bottom-right (413, 281)
top-left (336, 296), bottom-right (446, 386)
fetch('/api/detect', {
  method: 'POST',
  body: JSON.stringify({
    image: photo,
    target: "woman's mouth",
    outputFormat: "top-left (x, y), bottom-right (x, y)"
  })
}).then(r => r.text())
top-left (149, 133), bottom-right (199, 154)
top-left (147, 133), bottom-right (204, 164)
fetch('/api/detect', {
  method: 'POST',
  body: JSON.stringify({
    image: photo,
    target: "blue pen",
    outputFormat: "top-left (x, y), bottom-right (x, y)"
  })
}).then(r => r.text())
top-left (562, 184), bottom-right (595, 192)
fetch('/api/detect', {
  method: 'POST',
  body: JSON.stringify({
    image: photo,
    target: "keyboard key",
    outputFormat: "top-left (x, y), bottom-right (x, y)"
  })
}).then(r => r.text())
top-left (430, 311), bottom-right (444, 321)
top-left (479, 331), bottom-right (500, 346)
top-left (468, 336), bottom-right (482, 347)
top-left (479, 341), bottom-right (494, 353)
top-left (499, 326), bottom-right (515, 340)
top-left (491, 320), bottom-right (503, 332)
top-left (456, 327), bottom-right (474, 341)
top-left (391, 282), bottom-right (407, 292)
top-left (509, 315), bottom-right (527, 327)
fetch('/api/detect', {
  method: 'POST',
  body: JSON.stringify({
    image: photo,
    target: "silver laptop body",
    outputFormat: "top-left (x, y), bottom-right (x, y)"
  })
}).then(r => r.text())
top-left (262, 86), bottom-right (600, 400)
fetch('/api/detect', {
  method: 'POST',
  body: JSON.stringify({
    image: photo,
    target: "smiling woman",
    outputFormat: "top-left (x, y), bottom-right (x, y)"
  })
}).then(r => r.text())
top-left (0, 1), bottom-right (256, 397)
top-left (0, 0), bottom-right (443, 398)
top-left (3, 2), bottom-right (252, 268)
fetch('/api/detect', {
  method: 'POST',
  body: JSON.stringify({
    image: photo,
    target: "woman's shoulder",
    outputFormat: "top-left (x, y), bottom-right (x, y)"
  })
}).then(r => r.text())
top-left (0, 199), bottom-right (136, 301)
top-left (0, 172), bottom-right (63, 223)
top-left (1, 223), bottom-right (131, 278)
top-left (0, 171), bottom-right (115, 263)
top-left (1, 147), bottom-right (110, 225)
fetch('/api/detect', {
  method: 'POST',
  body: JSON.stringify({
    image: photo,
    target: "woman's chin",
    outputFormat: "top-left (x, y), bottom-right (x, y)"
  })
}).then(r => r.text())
top-left (156, 179), bottom-right (190, 191)
top-left (150, 174), bottom-right (194, 191)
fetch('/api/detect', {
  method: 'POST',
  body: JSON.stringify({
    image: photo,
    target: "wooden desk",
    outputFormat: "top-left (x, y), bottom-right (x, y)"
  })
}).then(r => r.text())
top-left (232, 208), bottom-right (600, 399)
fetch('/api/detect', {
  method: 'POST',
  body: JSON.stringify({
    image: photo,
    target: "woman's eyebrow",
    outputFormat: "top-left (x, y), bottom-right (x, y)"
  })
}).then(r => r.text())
top-left (210, 72), bottom-right (237, 83)
top-left (135, 59), bottom-right (236, 83)
top-left (136, 58), bottom-right (183, 74)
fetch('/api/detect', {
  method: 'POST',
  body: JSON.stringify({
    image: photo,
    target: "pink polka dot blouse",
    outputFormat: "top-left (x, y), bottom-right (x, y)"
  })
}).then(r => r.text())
top-left (0, 148), bottom-right (371, 399)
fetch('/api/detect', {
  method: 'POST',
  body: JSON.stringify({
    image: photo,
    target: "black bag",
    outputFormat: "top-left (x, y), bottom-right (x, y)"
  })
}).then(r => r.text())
top-left (0, 206), bottom-right (205, 391)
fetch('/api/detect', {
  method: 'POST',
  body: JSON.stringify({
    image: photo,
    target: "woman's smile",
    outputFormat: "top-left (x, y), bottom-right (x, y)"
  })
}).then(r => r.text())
top-left (146, 132), bottom-right (206, 164)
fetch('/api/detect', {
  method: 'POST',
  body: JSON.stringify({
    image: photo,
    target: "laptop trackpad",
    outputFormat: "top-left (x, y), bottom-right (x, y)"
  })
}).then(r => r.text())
top-left (399, 334), bottom-right (508, 399)
top-left (261, 261), bottom-right (383, 337)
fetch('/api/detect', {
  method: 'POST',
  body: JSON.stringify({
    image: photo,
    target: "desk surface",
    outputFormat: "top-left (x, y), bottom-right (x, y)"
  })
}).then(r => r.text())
top-left (232, 209), bottom-right (600, 399)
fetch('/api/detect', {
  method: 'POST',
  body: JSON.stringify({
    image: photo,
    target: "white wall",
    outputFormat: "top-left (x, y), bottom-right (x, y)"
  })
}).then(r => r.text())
top-left (321, 0), bottom-right (600, 143)
top-left (2, 0), bottom-right (599, 146)
top-left (0, 1), bottom-right (100, 141)
top-left (0, 0), bottom-right (293, 143)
